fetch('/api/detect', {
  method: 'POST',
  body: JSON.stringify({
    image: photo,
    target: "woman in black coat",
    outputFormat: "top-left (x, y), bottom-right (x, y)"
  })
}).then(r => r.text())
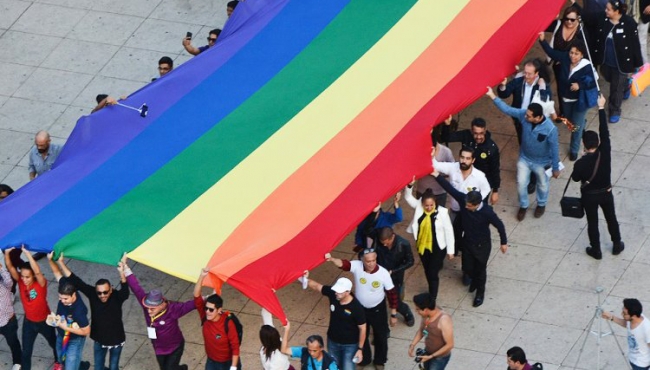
top-left (584, 0), bottom-right (643, 123)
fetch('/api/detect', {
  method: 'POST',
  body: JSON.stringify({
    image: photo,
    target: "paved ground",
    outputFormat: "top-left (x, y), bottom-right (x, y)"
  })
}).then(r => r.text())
top-left (1, 0), bottom-right (649, 369)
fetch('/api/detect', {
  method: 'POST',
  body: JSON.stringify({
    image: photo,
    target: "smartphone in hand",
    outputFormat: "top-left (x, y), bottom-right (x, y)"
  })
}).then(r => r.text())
top-left (186, 31), bottom-right (192, 40)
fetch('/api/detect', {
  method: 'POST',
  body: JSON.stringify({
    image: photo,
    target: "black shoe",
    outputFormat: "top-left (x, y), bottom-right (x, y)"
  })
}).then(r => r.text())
top-left (517, 207), bottom-right (527, 221)
top-left (527, 182), bottom-right (536, 194)
top-left (468, 282), bottom-right (476, 293)
top-left (586, 246), bottom-right (602, 260)
top-left (462, 273), bottom-right (472, 286)
top-left (534, 206), bottom-right (546, 218)
top-left (405, 313), bottom-right (416, 327)
top-left (569, 152), bottom-right (578, 161)
top-left (613, 241), bottom-right (625, 255)
top-left (473, 293), bottom-right (484, 307)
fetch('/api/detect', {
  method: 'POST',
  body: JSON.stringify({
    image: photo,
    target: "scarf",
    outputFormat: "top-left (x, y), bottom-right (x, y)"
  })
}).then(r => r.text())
top-left (416, 209), bottom-right (436, 255)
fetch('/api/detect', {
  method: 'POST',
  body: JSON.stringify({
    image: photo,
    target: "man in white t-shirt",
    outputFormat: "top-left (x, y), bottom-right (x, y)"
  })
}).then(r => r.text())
top-left (602, 298), bottom-right (650, 369)
top-left (326, 249), bottom-right (398, 370)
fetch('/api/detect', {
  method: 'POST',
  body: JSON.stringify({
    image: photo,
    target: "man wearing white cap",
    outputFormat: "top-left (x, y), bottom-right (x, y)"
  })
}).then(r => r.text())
top-left (303, 274), bottom-right (367, 370)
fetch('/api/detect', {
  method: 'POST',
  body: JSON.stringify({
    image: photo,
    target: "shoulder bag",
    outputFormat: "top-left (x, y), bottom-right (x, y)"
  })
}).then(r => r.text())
top-left (560, 153), bottom-right (600, 218)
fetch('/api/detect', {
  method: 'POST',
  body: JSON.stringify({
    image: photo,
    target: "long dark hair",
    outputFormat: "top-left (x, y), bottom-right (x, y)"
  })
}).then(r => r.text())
top-left (260, 325), bottom-right (281, 361)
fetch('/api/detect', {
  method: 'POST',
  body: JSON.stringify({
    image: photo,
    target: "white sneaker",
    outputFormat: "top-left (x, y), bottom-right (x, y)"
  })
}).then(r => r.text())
top-left (11, 364), bottom-right (21, 370)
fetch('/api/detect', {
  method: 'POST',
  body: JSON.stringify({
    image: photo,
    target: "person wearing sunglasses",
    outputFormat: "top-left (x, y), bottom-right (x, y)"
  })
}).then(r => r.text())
top-left (47, 254), bottom-right (91, 370)
top-left (50, 253), bottom-right (129, 370)
top-left (183, 29), bottom-right (222, 56)
top-left (123, 256), bottom-right (196, 370)
top-left (194, 268), bottom-right (241, 370)
top-left (543, 3), bottom-right (586, 112)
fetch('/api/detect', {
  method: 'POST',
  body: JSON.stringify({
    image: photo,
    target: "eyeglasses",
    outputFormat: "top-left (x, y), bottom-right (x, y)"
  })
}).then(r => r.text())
top-left (96, 290), bottom-right (110, 296)
top-left (204, 306), bottom-right (216, 312)
top-left (207, 37), bottom-right (217, 42)
top-left (362, 248), bottom-right (376, 255)
top-left (563, 17), bottom-right (577, 22)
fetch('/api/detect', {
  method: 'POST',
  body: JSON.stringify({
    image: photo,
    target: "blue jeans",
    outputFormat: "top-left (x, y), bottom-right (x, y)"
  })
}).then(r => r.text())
top-left (562, 100), bottom-right (588, 155)
top-left (517, 158), bottom-right (549, 208)
top-left (424, 353), bottom-right (451, 370)
top-left (93, 341), bottom-right (123, 370)
top-left (327, 338), bottom-right (357, 370)
top-left (56, 335), bottom-right (86, 370)
top-left (22, 319), bottom-right (59, 370)
top-left (205, 358), bottom-right (242, 370)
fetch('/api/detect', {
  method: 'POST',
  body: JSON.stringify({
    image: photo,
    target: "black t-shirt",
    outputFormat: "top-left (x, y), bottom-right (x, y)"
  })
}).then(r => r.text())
top-left (322, 286), bottom-right (366, 344)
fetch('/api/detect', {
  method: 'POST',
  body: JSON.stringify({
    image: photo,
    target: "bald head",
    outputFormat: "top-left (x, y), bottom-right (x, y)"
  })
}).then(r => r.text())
top-left (35, 131), bottom-right (51, 154)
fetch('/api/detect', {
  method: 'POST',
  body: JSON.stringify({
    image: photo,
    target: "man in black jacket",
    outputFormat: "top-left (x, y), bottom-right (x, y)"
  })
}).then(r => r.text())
top-left (571, 95), bottom-right (624, 260)
top-left (441, 116), bottom-right (501, 205)
top-left (376, 227), bottom-right (415, 327)
top-left (432, 171), bottom-right (508, 308)
top-left (56, 254), bottom-right (130, 370)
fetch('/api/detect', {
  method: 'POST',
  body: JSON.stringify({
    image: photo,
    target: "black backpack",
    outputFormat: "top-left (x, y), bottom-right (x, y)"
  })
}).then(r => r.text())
top-left (224, 311), bottom-right (244, 344)
top-left (532, 363), bottom-right (543, 370)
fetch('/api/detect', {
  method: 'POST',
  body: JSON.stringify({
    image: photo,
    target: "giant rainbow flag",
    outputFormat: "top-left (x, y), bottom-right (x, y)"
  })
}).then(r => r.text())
top-left (0, 0), bottom-right (565, 321)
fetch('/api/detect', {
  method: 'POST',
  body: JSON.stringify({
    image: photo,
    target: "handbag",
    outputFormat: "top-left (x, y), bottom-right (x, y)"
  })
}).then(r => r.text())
top-left (560, 153), bottom-right (600, 218)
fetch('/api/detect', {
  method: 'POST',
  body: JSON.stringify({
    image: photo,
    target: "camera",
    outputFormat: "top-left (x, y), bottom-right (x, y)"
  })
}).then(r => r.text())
top-left (414, 348), bottom-right (427, 363)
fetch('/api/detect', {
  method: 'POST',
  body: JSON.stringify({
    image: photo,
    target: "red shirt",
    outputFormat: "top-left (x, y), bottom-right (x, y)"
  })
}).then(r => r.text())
top-left (194, 296), bottom-right (240, 362)
top-left (19, 279), bottom-right (50, 322)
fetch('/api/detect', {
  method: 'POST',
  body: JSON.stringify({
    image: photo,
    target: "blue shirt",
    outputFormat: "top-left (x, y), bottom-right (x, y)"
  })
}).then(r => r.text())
top-left (56, 296), bottom-right (89, 340)
top-left (28, 144), bottom-right (62, 176)
top-left (493, 98), bottom-right (560, 170)
top-left (290, 347), bottom-right (338, 370)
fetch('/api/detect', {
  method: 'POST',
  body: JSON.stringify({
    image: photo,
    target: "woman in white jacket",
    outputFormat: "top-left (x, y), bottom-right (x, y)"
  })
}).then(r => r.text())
top-left (404, 180), bottom-right (455, 301)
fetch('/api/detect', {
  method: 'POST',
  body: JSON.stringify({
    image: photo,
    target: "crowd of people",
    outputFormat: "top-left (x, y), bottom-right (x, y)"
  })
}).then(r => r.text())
top-left (0, 0), bottom-right (649, 369)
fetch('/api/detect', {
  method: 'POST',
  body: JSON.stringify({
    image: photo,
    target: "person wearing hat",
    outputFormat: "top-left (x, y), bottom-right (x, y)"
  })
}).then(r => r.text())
top-left (122, 257), bottom-right (196, 370)
top-left (303, 274), bottom-right (366, 370)
top-left (193, 268), bottom-right (241, 370)
top-left (53, 253), bottom-right (130, 370)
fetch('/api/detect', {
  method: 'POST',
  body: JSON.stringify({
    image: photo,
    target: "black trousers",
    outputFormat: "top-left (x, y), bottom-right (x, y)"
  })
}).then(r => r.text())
top-left (360, 299), bottom-right (389, 366)
top-left (392, 279), bottom-right (413, 319)
top-left (0, 316), bottom-right (22, 365)
top-left (156, 341), bottom-right (185, 370)
top-left (600, 64), bottom-right (628, 117)
top-left (420, 247), bottom-right (447, 300)
top-left (583, 190), bottom-right (622, 251)
top-left (462, 240), bottom-right (491, 295)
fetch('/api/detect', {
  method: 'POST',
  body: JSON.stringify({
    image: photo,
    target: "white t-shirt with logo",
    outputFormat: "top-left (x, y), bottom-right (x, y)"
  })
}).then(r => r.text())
top-left (349, 260), bottom-right (394, 309)
top-left (628, 315), bottom-right (650, 367)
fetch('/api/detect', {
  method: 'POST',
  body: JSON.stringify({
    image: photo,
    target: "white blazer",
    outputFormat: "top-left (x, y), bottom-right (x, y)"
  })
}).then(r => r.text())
top-left (404, 185), bottom-right (455, 255)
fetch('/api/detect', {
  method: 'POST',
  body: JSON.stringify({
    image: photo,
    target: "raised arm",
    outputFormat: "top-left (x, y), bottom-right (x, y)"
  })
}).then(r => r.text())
top-left (4, 248), bottom-right (20, 282)
top-left (325, 253), bottom-right (345, 269)
top-left (194, 268), bottom-right (209, 298)
top-left (56, 253), bottom-right (72, 278)
top-left (46, 252), bottom-right (63, 282)
top-left (182, 37), bottom-right (201, 56)
top-left (432, 171), bottom-right (465, 206)
top-left (23, 246), bottom-right (47, 286)
top-left (280, 321), bottom-right (292, 356)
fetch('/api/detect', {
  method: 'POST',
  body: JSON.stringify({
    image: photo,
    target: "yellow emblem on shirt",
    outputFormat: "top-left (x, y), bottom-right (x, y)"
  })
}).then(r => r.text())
top-left (371, 281), bottom-right (380, 289)
top-left (360, 278), bottom-right (367, 284)
top-left (480, 152), bottom-right (487, 159)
